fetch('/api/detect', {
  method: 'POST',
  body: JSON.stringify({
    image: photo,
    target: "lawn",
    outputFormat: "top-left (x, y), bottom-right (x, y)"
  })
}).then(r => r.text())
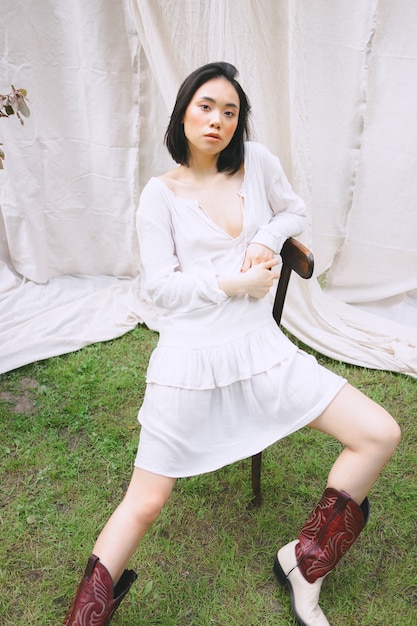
top-left (0, 325), bottom-right (416, 625)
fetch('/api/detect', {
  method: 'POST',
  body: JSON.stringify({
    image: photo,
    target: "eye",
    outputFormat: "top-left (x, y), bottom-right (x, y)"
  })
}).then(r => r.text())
top-left (224, 110), bottom-right (236, 117)
top-left (200, 104), bottom-right (211, 111)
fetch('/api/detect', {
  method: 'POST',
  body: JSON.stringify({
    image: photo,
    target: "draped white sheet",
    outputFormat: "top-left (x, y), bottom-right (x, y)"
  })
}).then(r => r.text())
top-left (1, 0), bottom-right (416, 377)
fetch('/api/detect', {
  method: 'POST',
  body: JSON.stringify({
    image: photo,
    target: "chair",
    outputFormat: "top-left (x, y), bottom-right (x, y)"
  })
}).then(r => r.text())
top-left (248, 237), bottom-right (314, 508)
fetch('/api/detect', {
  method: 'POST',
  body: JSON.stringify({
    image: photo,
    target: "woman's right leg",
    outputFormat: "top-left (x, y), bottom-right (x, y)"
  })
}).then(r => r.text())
top-left (93, 467), bottom-right (177, 584)
top-left (63, 468), bottom-right (176, 625)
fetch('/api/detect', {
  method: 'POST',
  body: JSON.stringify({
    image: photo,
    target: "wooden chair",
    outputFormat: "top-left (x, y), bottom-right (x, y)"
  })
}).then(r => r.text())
top-left (248, 237), bottom-right (314, 508)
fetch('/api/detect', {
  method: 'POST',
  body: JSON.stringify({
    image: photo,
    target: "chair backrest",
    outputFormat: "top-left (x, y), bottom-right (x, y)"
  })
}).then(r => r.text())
top-left (272, 237), bottom-right (314, 326)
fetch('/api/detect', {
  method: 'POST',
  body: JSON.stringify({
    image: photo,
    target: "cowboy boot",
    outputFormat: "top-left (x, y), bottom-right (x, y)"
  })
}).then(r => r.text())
top-left (273, 488), bottom-right (370, 626)
top-left (62, 554), bottom-right (138, 625)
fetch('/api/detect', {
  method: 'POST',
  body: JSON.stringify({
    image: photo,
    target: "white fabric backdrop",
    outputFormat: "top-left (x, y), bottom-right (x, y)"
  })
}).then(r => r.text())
top-left (1, 0), bottom-right (416, 377)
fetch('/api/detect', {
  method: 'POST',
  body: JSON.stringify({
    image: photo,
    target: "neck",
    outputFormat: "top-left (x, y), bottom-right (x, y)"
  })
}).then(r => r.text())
top-left (186, 149), bottom-right (220, 177)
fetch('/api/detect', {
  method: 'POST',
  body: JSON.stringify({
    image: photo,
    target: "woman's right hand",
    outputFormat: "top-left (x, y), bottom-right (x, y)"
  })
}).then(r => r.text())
top-left (218, 258), bottom-right (280, 298)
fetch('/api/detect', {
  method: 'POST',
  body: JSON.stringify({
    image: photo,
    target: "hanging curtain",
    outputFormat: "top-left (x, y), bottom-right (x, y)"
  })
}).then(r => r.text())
top-left (1, 0), bottom-right (416, 377)
top-left (0, 0), bottom-right (143, 372)
top-left (128, 0), bottom-right (417, 377)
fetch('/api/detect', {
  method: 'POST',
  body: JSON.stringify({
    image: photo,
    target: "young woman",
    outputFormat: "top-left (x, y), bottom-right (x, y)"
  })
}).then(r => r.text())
top-left (62, 62), bottom-right (400, 626)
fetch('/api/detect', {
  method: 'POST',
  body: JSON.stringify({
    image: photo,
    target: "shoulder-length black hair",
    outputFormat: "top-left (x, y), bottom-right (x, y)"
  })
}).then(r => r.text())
top-left (164, 62), bottom-right (251, 175)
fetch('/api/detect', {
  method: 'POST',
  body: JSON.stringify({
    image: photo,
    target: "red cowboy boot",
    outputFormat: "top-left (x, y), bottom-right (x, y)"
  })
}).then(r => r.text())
top-left (273, 488), bottom-right (370, 626)
top-left (62, 554), bottom-right (137, 625)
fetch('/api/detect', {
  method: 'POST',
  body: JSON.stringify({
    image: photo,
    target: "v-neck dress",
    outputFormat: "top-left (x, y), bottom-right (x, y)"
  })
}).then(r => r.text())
top-left (134, 142), bottom-right (346, 477)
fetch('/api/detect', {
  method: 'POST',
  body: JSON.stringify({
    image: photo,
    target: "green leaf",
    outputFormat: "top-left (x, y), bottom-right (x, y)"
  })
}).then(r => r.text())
top-left (143, 580), bottom-right (154, 596)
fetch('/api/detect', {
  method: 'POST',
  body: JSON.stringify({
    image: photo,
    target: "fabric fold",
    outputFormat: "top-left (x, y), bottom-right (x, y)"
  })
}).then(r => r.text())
top-left (146, 318), bottom-right (297, 389)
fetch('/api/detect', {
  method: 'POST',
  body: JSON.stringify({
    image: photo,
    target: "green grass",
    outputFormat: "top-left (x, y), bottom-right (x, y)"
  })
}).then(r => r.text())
top-left (0, 324), bottom-right (416, 625)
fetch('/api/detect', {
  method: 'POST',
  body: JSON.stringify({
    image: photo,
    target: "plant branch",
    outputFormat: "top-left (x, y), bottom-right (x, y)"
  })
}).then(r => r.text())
top-left (0, 85), bottom-right (30, 168)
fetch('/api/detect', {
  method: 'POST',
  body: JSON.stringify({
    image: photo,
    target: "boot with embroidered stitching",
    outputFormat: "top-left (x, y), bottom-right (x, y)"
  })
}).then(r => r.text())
top-left (62, 554), bottom-right (137, 625)
top-left (273, 488), bottom-right (370, 626)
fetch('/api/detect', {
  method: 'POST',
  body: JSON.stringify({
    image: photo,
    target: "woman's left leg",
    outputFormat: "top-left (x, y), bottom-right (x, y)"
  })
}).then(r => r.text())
top-left (309, 382), bottom-right (401, 502)
top-left (274, 382), bottom-right (401, 626)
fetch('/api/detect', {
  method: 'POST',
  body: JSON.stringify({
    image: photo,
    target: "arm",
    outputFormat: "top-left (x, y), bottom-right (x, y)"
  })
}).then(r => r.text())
top-left (137, 181), bottom-right (279, 312)
top-left (246, 144), bottom-right (307, 256)
top-left (137, 196), bottom-right (228, 313)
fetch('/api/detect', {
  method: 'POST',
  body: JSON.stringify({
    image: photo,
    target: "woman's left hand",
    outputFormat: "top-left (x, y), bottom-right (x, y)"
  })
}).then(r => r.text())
top-left (241, 242), bottom-right (275, 272)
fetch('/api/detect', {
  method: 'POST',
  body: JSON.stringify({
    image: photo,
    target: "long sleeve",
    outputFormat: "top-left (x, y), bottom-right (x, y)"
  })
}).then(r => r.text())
top-left (137, 180), bottom-right (228, 314)
top-left (247, 143), bottom-right (307, 253)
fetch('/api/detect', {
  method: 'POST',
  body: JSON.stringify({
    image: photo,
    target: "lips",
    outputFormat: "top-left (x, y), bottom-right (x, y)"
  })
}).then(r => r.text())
top-left (205, 133), bottom-right (221, 140)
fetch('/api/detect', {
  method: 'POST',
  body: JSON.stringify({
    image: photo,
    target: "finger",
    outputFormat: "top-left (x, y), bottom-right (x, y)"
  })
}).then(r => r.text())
top-left (262, 258), bottom-right (280, 270)
top-left (240, 258), bottom-right (251, 272)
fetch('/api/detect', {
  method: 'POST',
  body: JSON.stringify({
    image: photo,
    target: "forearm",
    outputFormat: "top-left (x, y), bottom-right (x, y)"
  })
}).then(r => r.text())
top-left (249, 212), bottom-right (306, 254)
top-left (217, 258), bottom-right (280, 299)
top-left (216, 274), bottom-right (247, 297)
top-left (144, 269), bottom-right (228, 312)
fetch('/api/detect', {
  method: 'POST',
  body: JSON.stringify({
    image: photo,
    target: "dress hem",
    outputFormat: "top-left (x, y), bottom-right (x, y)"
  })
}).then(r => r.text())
top-left (134, 376), bottom-right (347, 478)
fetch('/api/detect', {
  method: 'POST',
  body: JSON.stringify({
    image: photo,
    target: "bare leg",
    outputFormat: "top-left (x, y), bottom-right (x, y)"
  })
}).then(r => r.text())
top-left (92, 467), bottom-right (176, 584)
top-left (274, 384), bottom-right (400, 625)
top-left (308, 382), bottom-right (401, 503)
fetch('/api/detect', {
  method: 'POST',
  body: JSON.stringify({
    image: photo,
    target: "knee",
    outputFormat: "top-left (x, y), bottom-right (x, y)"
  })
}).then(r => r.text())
top-left (134, 492), bottom-right (167, 526)
top-left (387, 415), bottom-right (401, 452)
top-left (122, 490), bottom-right (167, 529)
top-left (373, 409), bottom-right (401, 458)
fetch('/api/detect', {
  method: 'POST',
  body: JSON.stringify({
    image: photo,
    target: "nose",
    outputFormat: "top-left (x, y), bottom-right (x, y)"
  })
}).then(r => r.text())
top-left (210, 112), bottom-right (221, 128)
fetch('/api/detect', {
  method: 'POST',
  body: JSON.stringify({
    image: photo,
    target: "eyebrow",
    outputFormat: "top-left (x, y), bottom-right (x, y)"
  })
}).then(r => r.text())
top-left (197, 96), bottom-right (239, 109)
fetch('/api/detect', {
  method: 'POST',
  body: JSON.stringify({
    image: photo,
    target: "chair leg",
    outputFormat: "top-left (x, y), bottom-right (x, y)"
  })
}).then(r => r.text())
top-left (248, 452), bottom-right (263, 509)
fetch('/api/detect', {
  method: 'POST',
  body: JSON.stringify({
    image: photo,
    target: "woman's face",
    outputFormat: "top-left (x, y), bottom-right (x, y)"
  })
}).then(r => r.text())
top-left (182, 77), bottom-right (240, 159)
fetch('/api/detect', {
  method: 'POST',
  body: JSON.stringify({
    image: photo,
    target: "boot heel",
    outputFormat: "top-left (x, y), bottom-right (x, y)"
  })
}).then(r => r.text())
top-left (273, 555), bottom-right (288, 588)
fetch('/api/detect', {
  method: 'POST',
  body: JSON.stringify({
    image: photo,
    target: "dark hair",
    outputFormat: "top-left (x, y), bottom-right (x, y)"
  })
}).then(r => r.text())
top-left (164, 62), bottom-right (251, 174)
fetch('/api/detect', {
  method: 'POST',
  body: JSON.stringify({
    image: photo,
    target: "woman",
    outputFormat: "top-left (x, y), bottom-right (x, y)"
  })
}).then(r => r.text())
top-left (62, 62), bottom-right (400, 626)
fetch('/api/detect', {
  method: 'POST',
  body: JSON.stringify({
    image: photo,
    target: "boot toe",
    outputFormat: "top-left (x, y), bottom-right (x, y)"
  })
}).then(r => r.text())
top-left (274, 541), bottom-right (330, 626)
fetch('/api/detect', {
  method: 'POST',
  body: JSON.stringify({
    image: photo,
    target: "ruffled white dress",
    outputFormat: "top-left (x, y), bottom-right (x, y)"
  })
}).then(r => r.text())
top-left (134, 142), bottom-right (346, 477)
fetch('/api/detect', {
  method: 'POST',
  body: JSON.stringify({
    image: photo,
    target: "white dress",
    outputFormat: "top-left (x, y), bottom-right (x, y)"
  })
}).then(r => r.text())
top-left (134, 142), bottom-right (346, 477)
